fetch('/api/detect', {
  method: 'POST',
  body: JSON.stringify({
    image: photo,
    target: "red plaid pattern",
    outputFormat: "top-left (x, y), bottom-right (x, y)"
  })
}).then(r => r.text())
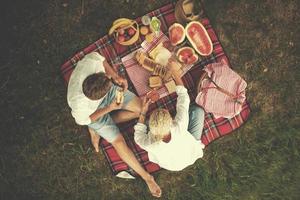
top-left (61, 2), bottom-right (250, 176)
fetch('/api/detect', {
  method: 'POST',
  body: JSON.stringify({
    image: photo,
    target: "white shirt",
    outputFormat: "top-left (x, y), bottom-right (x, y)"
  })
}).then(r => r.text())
top-left (67, 52), bottom-right (106, 125)
top-left (134, 86), bottom-right (205, 171)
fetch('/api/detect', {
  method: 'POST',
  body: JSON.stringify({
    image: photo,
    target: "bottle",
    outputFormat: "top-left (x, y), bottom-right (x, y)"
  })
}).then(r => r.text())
top-left (141, 15), bottom-right (151, 26)
top-left (150, 17), bottom-right (161, 36)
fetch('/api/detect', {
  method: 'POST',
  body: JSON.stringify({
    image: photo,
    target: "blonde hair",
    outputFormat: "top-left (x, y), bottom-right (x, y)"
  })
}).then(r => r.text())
top-left (149, 108), bottom-right (172, 142)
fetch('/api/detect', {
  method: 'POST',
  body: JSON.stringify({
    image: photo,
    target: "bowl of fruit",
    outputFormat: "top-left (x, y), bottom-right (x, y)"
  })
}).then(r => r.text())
top-left (108, 18), bottom-right (139, 46)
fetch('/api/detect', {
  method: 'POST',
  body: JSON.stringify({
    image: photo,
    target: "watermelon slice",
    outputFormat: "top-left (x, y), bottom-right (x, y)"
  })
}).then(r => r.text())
top-left (185, 21), bottom-right (213, 56)
top-left (176, 46), bottom-right (198, 65)
top-left (168, 23), bottom-right (185, 46)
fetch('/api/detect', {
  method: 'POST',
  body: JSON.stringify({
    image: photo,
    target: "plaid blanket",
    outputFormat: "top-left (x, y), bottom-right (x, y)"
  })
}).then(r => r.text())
top-left (61, 2), bottom-right (251, 177)
top-left (122, 31), bottom-right (195, 98)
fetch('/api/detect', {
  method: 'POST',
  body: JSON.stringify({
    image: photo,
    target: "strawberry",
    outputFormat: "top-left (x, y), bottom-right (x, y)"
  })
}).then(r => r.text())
top-left (118, 35), bottom-right (125, 42)
top-left (128, 28), bottom-right (136, 36)
top-left (118, 28), bottom-right (125, 35)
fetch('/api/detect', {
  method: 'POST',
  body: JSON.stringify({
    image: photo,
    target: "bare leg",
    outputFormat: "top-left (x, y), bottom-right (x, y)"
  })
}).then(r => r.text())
top-left (122, 96), bottom-right (142, 113)
top-left (112, 134), bottom-right (162, 197)
top-left (111, 96), bottom-right (142, 123)
top-left (111, 110), bottom-right (139, 123)
top-left (88, 127), bottom-right (100, 152)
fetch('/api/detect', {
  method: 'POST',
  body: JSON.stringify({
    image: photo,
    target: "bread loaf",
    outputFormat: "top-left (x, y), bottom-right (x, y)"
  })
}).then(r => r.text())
top-left (149, 76), bottom-right (163, 88)
top-left (162, 68), bottom-right (172, 82)
top-left (165, 80), bottom-right (176, 94)
top-left (115, 89), bottom-right (124, 104)
top-left (135, 51), bottom-right (156, 72)
top-left (136, 50), bottom-right (175, 83)
top-left (149, 43), bottom-right (163, 60)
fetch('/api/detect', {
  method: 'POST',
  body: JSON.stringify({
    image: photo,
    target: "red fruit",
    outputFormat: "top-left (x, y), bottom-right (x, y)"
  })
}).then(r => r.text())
top-left (185, 21), bottom-right (213, 56)
top-left (176, 46), bottom-right (198, 65)
top-left (128, 28), bottom-right (136, 36)
top-left (180, 51), bottom-right (190, 59)
top-left (186, 54), bottom-right (198, 65)
top-left (168, 23), bottom-right (185, 46)
top-left (118, 35), bottom-right (125, 42)
top-left (118, 28), bottom-right (125, 35)
top-left (146, 90), bottom-right (159, 103)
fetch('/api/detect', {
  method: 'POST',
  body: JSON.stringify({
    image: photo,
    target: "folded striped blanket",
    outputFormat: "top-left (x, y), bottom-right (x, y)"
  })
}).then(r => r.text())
top-left (61, 2), bottom-right (250, 177)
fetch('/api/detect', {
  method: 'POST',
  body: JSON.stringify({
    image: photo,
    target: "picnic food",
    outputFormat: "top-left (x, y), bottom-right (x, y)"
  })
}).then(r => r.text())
top-left (164, 80), bottom-right (177, 94)
top-left (108, 18), bottom-right (139, 46)
top-left (185, 21), bottom-right (213, 56)
top-left (168, 23), bottom-right (185, 46)
top-left (145, 33), bottom-right (154, 43)
top-left (136, 50), bottom-right (173, 83)
top-left (152, 65), bottom-right (167, 77)
top-left (176, 46), bottom-right (198, 65)
top-left (149, 43), bottom-right (163, 60)
top-left (141, 15), bottom-right (151, 26)
top-left (149, 76), bottom-right (163, 88)
top-left (115, 89), bottom-right (124, 104)
top-left (128, 27), bottom-right (136, 36)
top-left (168, 58), bottom-right (184, 79)
top-left (135, 51), bottom-right (156, 72)
top-left (163, 70), bottom-right (173, 82)
top-left (109, 18), bottom-right (133, 35)
top-left (140, 26), bottom-right (149, 35)
top-left (146, 90), bottom-right (160, 103)
top-left (150, 17), bottom-right (161, 36)
top-left (149, 43), bottom-right (172, 66)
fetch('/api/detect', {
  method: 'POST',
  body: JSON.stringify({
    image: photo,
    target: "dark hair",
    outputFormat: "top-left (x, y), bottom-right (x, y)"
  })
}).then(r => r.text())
top-left (82, 72), bottom-right (112, 100)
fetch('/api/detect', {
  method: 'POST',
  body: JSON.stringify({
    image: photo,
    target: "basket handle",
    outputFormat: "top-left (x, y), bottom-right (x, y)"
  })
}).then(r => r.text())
top-left (198, 71), bottom-right (242, 104)
top-left (113, 21), bottom-right (137, 35)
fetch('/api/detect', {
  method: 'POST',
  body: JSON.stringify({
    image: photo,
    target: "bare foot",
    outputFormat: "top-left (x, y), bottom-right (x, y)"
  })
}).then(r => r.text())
top-left (88, 128), bottom-right (100, 152)
top-left (144, 175), bottom-right (162, 198)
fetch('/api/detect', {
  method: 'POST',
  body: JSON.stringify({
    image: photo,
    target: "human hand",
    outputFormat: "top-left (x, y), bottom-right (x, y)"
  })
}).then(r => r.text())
top-left (141, 97), bottom-right (151, 115)
top-left (114, 76), bottom-right (128, 91)
top-left (109, 99), bottom-right (123, 111)
top-left (167, 56), bottom-right (182, 76)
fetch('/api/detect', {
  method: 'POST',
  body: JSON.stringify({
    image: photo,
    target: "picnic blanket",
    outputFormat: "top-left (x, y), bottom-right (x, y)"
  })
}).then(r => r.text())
top-left (122, 31), bottom-right (195, 98)
top-left (61, 2), bottom-right (251, 177)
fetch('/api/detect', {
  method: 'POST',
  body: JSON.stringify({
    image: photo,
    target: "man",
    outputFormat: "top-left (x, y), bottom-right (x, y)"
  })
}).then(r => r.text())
top-left (134, 58), bottom-right (205, 171)
top-left (67, 52), bottom-right (161, 197)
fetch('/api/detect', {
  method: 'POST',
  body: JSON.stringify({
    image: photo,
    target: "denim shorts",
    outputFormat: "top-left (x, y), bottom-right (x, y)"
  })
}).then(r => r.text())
top-left (188, 105), bottom-right (205, 140)
top-left (88, 85), bottom-right (136, 143)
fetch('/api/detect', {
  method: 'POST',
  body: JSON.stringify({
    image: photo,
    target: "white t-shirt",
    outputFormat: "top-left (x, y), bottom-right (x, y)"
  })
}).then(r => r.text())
top-left (67, 52), bottom-right (106, 125)
top-left (134, 86), bottom-right (205, 171)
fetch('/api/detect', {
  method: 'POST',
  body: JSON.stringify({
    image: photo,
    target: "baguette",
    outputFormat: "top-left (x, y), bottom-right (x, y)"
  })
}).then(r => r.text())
top-left (115, 89), bottom-right (124, 104)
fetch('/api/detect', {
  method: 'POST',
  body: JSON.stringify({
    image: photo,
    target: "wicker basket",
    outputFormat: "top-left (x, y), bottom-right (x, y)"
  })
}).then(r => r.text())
top-left (114, 21), bottom-right (139, 46)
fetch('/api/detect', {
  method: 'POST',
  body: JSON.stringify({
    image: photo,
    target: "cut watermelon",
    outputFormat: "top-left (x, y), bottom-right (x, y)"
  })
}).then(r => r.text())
top-left (176, 46), bottom-right (198, 65)
top-left (168, 23), bottom-right (185, 46)
top-left (185, 21), bottom-right (213, 56)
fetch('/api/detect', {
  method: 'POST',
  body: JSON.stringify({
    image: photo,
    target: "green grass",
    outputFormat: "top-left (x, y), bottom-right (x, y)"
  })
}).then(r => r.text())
top-left (0, 0), bottom-right (299, 199)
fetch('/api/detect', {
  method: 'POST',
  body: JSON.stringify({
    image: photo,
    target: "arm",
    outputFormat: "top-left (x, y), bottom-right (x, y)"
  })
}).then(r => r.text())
top-left (168, 57), bottom-right (184, 86)
top-left (89, 99), bottom-right (123, 122)
top-left (173, 86), bottom-right (190, 130)
top-left (134, 98), bottom-right (153, 148)
top-left (168, 58), bottom-right (190, 130)
top-left (103, 60), bottom-right (128, 90)
top-left (103, 60), bottom-right (119, 80)
top-left (134, 123), bottom-right (153, 149)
